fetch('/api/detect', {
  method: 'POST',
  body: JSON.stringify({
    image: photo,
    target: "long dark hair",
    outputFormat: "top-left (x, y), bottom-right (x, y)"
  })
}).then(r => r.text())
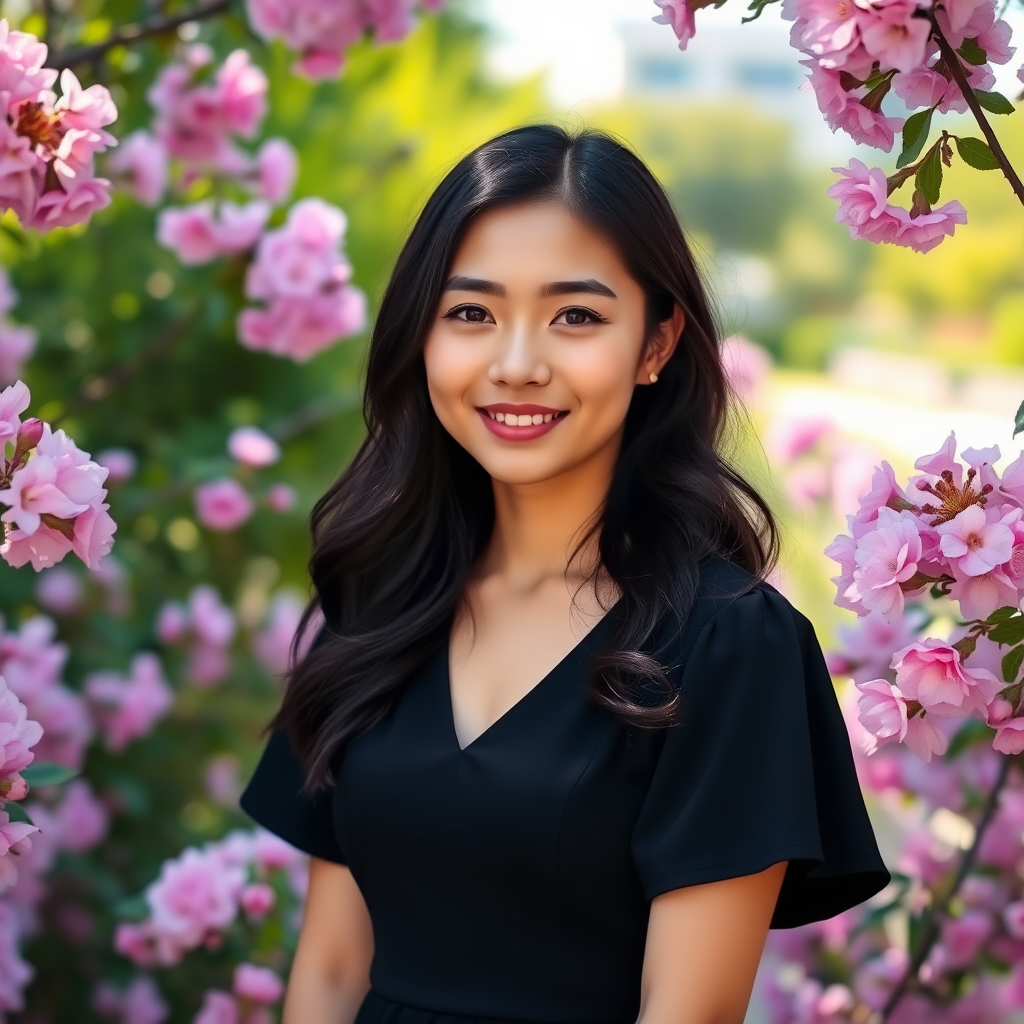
top-left (271, 124), bottom-right (779, 790)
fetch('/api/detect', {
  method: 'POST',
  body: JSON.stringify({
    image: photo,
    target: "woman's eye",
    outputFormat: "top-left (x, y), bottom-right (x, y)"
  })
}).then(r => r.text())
top-left (554, 307), bottom-right (606, 327)
top-left (444, 304), bottom-right (493, 324)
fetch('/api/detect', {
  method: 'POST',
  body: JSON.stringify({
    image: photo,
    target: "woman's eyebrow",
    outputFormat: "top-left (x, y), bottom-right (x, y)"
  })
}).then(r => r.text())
top-left (540, 279), bottom-right (617, 298)
top-left (443, 275), bottom-right (505, 296)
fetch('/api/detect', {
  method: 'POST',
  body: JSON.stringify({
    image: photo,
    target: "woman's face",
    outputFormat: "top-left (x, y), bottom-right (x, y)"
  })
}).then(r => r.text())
top-left (423, 201), bottom-right (680, 487)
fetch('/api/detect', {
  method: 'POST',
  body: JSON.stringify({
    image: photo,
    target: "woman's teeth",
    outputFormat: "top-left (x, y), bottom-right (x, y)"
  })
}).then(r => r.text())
top-left (486, 411), bottom-right (557, 425)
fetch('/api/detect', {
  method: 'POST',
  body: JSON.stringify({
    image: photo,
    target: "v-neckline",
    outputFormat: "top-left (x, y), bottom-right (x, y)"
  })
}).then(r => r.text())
top-left (444, 598), bottom-right (623, 753)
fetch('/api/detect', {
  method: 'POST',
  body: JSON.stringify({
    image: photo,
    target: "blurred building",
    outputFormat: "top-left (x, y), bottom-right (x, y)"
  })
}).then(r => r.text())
top-left (616, 15), bottom-right (856, 161)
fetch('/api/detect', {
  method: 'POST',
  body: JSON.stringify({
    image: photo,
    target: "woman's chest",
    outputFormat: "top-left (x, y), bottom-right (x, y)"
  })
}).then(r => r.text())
top-left (333, 641), bottom-right (660, 908)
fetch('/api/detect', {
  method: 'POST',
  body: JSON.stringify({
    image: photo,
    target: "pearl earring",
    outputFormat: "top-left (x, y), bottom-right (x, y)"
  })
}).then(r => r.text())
top-left (648, 371), bottom-right (659, 384)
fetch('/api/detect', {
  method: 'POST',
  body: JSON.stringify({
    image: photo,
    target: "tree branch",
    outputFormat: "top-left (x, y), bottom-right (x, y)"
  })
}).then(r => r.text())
top-left (48, 0), bottom-right (232, 71)
top-left (931, 15), bottom-right (1024, 208)
top-left (878, 754), bottom-right (1014, 1022)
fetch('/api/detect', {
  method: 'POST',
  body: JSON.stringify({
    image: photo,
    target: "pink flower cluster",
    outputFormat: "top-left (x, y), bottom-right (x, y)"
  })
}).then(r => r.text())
top-left (761, 707), bottom-right (1024, 1022)
top-left (0, 19), bottom-right (118, 232)
top-left (141, 45), bottom-right (297, 211)
top-left (827, 159), bottom-right (967, 253)
top-left (0, 612), bottom-right (91, 769)
top-left (0, 270), bottom-right (36, 387)
top-left (157, 200), bottom-right (269, 265)
top-left (828, 432), bottom-right (1024, 759)
top-left (238, 198), bottom-right (367, 361)
top-left (84, 653), bottom-right (174, 752)
top-left (157, 585), bottom-right (236, 687)
top-left (93, 975), bottom-right (168, 1024)
top-left (195, 963), bottom-right (284, 1024)
top-left (0, 381), bottom-right (117, 572)
top-left (115, 828), bottom-right (305, 969)
top-left (0, 674), bottom-right (41, 886)
top-left (245, 0), bottom-right (446, 79)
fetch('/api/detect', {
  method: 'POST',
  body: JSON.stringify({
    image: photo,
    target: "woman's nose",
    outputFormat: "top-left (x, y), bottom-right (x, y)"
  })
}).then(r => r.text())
top-left (488, 320), bottom-right (551, 387)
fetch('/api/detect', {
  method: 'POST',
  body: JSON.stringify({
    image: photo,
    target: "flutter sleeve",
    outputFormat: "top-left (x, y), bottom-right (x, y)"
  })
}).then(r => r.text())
top-left (238, 628), bottom-right (346, 864)
top-left (631, 583), bottom-right (890, 927)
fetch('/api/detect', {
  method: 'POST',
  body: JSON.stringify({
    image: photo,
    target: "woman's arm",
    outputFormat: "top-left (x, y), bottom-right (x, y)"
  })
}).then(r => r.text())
top-left (637, 861), bottom-right (788, 1024)
top-left (283, 856), bottom-right (374, 1024)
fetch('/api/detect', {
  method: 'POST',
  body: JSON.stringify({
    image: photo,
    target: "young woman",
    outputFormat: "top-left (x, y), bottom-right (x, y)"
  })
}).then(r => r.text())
top-left (239, 125), bottom-right (890, 1024)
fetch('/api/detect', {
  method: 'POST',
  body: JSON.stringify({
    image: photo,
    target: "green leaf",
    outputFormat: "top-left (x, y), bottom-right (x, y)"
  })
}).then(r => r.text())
top-left (973, 89), bottom-right (1015, 114)
top-left (21, 762), bottom-right (80, 787)
top-left (957, 37), bottom-right (988, 65)
top-left (114, 895), bottom-right (149, 922)
top-left (1002, 645), bottom-right (1024, 683)
top-left (4, 801), bottom-right (34, 826)
top-left (955, 136), bottom-right (1000, 170)
top-left (897, 108), bottom-right (934, 169)
top-left (989, 616), bottom-right (1024, 646)
top-left (1015, 399), bottom-right (1024, 438)
top-left (988, 605), bottom-right (1020, 622)
top-left (916, 147), bottom-right (943, 206)
top-left (860, 76), bottom-right (893, 114)
top-left (742, 0), bottom-right (782, 23)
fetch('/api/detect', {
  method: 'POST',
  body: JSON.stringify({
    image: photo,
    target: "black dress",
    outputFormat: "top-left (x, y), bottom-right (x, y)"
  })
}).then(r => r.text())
top-left (239, 557), bottom-right (890, 1024)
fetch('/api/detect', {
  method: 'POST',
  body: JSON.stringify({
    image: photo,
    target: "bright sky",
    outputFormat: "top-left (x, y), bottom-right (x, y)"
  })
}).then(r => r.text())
top-left (478, 0), bottom-right (1024, 108)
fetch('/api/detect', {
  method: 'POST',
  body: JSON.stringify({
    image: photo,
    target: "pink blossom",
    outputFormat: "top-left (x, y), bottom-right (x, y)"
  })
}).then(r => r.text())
top-left (0, 320), bottom-right (35, 386)
top-left (828, 159), bottom-right (968, 252)
top-left (54, 778), bottom-right (109, 853)
top-left (0, 899), bottom-right (32, 1011)
top-left (194, 990), bottom-right (239, 1024)
top-left (107, 130), bottom-right (167, 207)
top-left (84, 652), bottom-right (174, 752)
top-left (157, 201), bottom-right (269, 265)
top-left (144, 846), bottom-right (246, 963)
top-left (70, 501), bottom-right (117, 569)
top-left (0, 672), bottom-right (43, 781)
top-left (228, 426), bottom-right (280, 466)
top-left (783, 0), bottom-right (862, 67)
top-left (265, 482), bottom-right (297, 512)
top-left (851, 506), bottom-right (923, 618)
top-left (0, 118), bottom-right (43, 224)
top-left (802, 61), bottom-right (903, 150)
top-left (254, 137), bottom-right (297, 204)
top-left (252, 827), bottom-right (305, 872)
top-left (720, 334), bottom-right (771, 402)
top-left (825, 531), bottom-right (861, 613)
top-left (195, 478), bottom-right (255, 532)
top-left (253, 591), bottom-right (303, 675)
top-left (238, 286), bottom-right (367, 361)
top-left (233, 963), bottom-right (283, 1004)
top-left (0, 807), bottom-right (38, 886)
top-left (1005, 901), bottom-right (1024, 940)
top-left (205, 753), bottom-right (241, 807)
top-left (156, 601), bottom-right (188, 643)
top-left (240, 882), bottom-right (276, 919)
top-left (189, 585), bottom-right (237, 648)
top-left (0, 19), bottom-right (56, 105)
top-left (92, 975), bottom-right (169, 1024)
top-left (149, 48), bottom-right (267, 168)
top-left (95, 448), bottom-right (137, 482)
top-left (653, 0), bottom-right (696, 50)
top-left (855, 678), bottom-right (908, 751)
top-left (948, 568), bottom-right (1019, 619)
top-left (937, 910), bottom-right (991, 968)
top-left (992, 716), bottom-right (1024, 754)
top-left (27, 177), bottom-right (114, 232)
top-left (857, 0), bottom-right (931, 73)
top-left (936, 504), bottom-right (1015, 577)
top-left (892, 638), bottom-right (1001, 717)
top-left (0, 378), bottom-right (28, 444)
top-left (902, 712), bottom-right (949, 761)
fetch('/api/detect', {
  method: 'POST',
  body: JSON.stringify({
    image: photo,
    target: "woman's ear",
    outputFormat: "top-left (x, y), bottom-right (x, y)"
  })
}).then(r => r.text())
top-left (636, 304), bottom-right (686, 385)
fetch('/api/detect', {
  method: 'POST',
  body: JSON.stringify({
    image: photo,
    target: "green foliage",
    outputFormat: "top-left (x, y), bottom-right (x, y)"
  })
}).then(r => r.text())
top-left (1002, 643), bottom-right (1024, 683)
top-left (955, 136), bottom-right (1000, 171)
top-left (898, 108), bottom-right (934, 169)
top-left (973, 89), bottom-right (1016, 115)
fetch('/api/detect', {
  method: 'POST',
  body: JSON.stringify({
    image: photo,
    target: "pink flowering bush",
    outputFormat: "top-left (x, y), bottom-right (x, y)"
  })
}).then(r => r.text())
top-left (0, 19), bottom-right (119, 233)
top-left (0, 380), bottom-right (117, 571)
top-left (238, 197), bottom-right (367, 361)
top-left (156, 584), bottom-right (237, 687)
top-left (114, 828), bottom-right (304, 1019)
top-left (245, 0), bottom-right (447, 79)
top-left (652, 0), bottom-right (1023, 250)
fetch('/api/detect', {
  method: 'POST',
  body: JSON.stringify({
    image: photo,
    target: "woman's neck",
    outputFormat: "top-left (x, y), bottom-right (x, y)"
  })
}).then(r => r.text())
top-left (480, 441), bottom-right (620, 594)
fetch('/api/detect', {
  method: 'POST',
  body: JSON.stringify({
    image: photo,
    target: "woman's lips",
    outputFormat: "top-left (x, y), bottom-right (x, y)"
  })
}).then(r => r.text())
top-left (476, 405), bottom-right (569, 441)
